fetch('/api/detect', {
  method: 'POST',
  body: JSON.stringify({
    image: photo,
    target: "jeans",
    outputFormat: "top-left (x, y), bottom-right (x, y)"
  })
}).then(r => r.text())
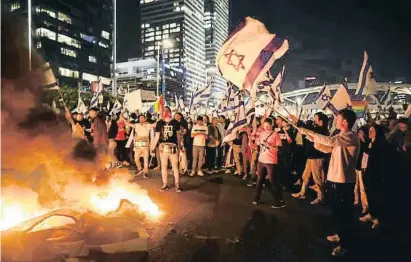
top-left (232, 144), bottom-right (243, 174)
top-left (301, 158), bottom-right (325, 199)
top-left (192, 146), bottom-right (205, 173)
top-left (115, 140), bottom-right (127, 162)
top-left (254, 162), bottom-right (283, 204)
top-left (160, 149), bottom-right (180, 186)
top-left (206, 146), bottom-right (217, 170)
top-left (326, 181), bottom-right (355, 249)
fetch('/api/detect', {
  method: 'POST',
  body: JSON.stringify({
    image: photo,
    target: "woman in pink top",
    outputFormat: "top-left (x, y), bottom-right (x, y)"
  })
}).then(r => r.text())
top-left (252, 117), bottom-right (285, 209)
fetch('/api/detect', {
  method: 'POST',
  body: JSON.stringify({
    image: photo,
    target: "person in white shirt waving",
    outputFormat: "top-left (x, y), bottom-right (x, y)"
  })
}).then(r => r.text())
top-left (190, 116), bottom-right (208, 177)
top-left (124, 114), bottom-right (155, 178)
top-left (298, 109), bottom-right (360, 258)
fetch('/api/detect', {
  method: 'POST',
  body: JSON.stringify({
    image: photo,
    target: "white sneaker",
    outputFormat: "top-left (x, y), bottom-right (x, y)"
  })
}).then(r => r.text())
top-left (359, 213), bottom-right (373, 223)
top-left (326, 234), bottom-right (340, 243)
top-left (331, 246), bottom-right (348, 258)
top-left (197, 171), bottom-right (204, 177)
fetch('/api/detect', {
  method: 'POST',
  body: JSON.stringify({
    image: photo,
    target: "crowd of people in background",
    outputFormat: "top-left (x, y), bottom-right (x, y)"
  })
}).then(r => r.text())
top-left (66, 105), bottom-right (411, 257)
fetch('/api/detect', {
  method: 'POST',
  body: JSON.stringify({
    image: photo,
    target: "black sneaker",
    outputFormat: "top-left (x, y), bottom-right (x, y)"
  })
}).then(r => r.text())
top-left (143, 173), bottom-right (149, 179)
top-left (271, 201), bottom-right (286, 209)
top-left (175, 186), bottom-right (182, 193)
top-left (159, 185), bottom-right (169, 192)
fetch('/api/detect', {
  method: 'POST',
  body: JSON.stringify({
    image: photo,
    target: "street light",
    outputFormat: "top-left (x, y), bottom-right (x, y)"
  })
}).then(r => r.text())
top-left (156, 39), bottom-right (174, 97)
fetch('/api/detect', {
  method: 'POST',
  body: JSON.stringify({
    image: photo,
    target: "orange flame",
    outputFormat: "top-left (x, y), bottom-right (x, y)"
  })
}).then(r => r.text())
top-left (1, 176), bottom-right (161, 231)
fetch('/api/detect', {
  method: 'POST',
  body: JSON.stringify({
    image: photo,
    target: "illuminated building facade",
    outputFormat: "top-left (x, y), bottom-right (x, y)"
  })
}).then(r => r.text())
top-left (204, 0), bottom-right (229, 103)
top-left (141, 0), bottom-right (206, 101)
top-left (5, 0), bottom-right (113, 88)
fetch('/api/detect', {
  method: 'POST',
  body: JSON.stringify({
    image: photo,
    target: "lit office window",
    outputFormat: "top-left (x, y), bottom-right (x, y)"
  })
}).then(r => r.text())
top-left (82, 72), bottom-right (98, 82)
top-left (58, 12), bottom-right (72, 24)
top-left (101, 30), bottom-right (110, 40)
top-left (59, 67), bottom-right (79, 78)
top-left (89, 56), bottom-right (97, 63)
top-left (61, 47), bottom-right (77, 58)
top-left (98, 41), bottom-right (109, 48)
top-left (35, 7), bottom-right (56, 18)
top-left (57, 34), bottom-right (81, 48)
top-left (35, 28), bottom-right (56, 41)
top-left (10, 2), bottom-right (20, 12)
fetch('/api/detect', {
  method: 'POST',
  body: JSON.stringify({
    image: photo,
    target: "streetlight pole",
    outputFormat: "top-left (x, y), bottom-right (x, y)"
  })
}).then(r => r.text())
top-left (156, 41), bottom-right (160, 97)
top-left (28, 0), bottom-right (32, 71)
top-left (112, 0), bottom-right (117, 97)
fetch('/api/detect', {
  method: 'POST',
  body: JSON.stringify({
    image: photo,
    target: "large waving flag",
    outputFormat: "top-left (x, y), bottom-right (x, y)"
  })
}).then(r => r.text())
top-left (326, 85), bottom-right (352, 115)
top-left (315, 83), bottom-right (332, 109)
top-left (356, 51), bottom-right (377, 96)
top-left (223, 103), bottom-right (248, 143)
top-left (216, 17), bottom-right (289, 93)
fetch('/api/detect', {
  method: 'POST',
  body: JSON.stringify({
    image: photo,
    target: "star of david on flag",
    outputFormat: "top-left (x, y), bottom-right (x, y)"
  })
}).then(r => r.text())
top-left (216, 17), bottom-right (289, 93)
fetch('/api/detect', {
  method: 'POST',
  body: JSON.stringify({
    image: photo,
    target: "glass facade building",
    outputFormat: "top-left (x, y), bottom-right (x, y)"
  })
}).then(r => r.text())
top-left (204, 0), bottom-right (229, 102)
top-left (4, 0), bottom-right (113, 88)
top-left (140, 0), bottom-right (206, 101)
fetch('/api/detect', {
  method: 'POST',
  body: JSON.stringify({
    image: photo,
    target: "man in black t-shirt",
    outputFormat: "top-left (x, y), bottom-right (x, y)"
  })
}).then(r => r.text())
top-left (155, 106), bottom-right (182, 192)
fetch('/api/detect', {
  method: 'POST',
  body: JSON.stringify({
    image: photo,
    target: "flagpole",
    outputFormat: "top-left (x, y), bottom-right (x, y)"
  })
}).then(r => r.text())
top-left (255, 96), bottom-right (298, 129)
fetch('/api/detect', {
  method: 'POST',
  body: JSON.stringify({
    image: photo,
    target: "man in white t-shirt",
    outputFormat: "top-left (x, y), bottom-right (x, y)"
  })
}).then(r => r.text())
top-left (124, 114), bottom-right (155, 178)
top-left (190, 116), bottom-right (208, 177)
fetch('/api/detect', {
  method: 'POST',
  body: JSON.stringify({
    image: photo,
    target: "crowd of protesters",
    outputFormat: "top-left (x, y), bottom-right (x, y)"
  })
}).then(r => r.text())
top-left (66, 104), bottom-right (411, 257)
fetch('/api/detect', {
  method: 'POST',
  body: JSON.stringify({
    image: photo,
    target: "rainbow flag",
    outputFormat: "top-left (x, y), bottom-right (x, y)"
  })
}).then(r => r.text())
top-left (149, 96), bottom-right (164, 114)
top-left (351, 100), bottom-right (368, 118)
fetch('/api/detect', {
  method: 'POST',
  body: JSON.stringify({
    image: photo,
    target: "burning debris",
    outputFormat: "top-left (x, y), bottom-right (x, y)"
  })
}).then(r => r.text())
top-left (1, 201), bottom-right (151, 262)
top-left (1, 12), bottom-right (161, 261)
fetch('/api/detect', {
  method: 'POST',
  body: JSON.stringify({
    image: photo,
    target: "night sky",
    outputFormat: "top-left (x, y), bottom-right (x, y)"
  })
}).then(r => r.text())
top-left (119, 0), bottom-right (411, 81)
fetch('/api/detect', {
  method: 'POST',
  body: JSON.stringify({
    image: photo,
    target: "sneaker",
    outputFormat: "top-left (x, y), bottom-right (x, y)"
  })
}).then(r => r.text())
top-left (359, 213), bottom-right (373, 223)
top-left (197, 171), bottom-right (204, 177)
top-left (143, 173), bottom-right (149, 179)
top-left (246, 182), bottom-right (256, 188)
top-left (271, 201), bottom-right (286, 209)
top-left (291, 193), bottom-right (306, 199)
top-left (326, 234), bottom-right (340, 243)
top-left (175, 186), bottom-right (182, 193)
top-left (189, 172), bottom-right (196, 177)
top-left (311, 198), bottom-right (324, 205)
top-left (159, 185), bottom-right (169, 192)
top-left (242, 174), bottom-right (248, 180)
top-left (252, 201), bottom-right (259, 205)
top-left (331, 246), bottom-right (348, 258)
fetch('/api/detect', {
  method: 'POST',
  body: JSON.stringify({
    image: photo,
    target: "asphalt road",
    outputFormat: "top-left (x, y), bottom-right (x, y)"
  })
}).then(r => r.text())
top-left (97, 169), bottom-right (410, 262)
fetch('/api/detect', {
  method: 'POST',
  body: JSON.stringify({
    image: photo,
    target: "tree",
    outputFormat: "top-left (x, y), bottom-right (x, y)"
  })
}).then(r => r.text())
top-left (41, 85), bottom-right (118, 111)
